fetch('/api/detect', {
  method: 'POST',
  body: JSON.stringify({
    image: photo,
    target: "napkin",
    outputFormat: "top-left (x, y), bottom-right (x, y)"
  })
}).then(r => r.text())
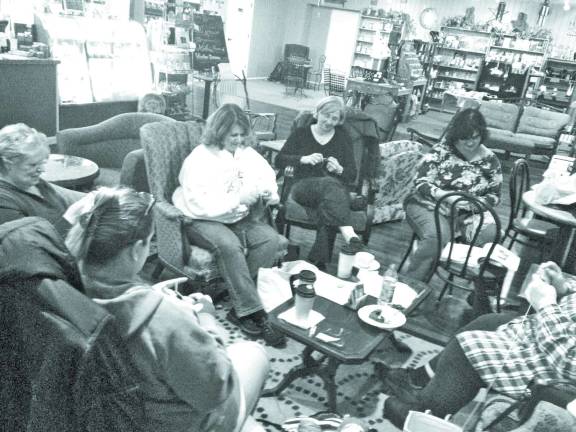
top-left (278, 307), bottom-right (325, 330)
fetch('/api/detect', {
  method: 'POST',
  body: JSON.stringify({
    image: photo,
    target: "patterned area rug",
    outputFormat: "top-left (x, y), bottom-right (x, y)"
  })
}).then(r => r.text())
top-left (214, 299), bottom-right (442, 432)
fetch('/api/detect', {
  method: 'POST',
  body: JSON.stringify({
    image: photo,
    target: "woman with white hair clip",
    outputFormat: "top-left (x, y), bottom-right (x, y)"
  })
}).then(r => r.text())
top-left (0, 123), bottom-right (83, 234)
top-left (276, 96), bottom-right (362, 269)
top-left (65, 187), bottom-right (270, 432)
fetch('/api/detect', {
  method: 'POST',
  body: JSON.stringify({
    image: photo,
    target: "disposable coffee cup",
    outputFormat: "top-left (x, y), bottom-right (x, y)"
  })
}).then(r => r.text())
top-left (355, 251), bottom-right (376, 270)
top-left (337, 244), bottom-right (356, 279)
top-left (294, 283), bottom-right (316, 324)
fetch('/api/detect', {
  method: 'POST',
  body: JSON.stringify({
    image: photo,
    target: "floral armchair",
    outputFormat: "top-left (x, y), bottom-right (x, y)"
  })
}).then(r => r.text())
top-left (372, 140), bottom-right (425, 224)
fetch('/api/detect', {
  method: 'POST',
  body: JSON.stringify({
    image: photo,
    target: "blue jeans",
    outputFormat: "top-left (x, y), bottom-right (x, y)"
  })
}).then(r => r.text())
top-left (183, 212), bottom-right (283, 318)
top-left (404, 200), bottom-right (498, 282)
top-left (291, 176), bottom-right (352, 264)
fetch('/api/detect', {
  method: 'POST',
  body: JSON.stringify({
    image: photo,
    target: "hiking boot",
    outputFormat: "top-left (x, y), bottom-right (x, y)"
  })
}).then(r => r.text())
top-left (226, 310), bottom-right (262, 338)
top-left (257, 318), bottom-right (286, 348)
top-left (383, 395), bottom-right (423, 429)
top-left (381, 367), bottom-right (425, 405)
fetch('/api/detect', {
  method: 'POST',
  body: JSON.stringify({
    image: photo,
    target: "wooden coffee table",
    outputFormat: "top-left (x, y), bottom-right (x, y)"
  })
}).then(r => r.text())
top-left (42, 154), bottom-right (99, 189)
top-left (262, 295), bottom-right (389, 411)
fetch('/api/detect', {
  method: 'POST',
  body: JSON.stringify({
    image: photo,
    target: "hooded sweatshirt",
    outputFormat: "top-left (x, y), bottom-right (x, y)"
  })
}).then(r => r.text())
top-left (82, 277), bottom-right (241, 432)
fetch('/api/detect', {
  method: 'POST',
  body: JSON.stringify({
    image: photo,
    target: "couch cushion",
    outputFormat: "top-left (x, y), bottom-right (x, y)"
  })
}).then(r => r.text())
top-left (516, 107), bottom-right (570, 138)
top-left (479, 102), bottom-right (520, 132)
top-left (514, 133), bottom-right (556, 150)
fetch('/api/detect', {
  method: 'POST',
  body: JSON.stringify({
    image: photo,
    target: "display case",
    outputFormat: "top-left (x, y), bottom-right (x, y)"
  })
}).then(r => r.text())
top-left (427, 27), bottom-right (491, 103)
top-left (35, 14), bottom-right (153, 104)
top-left (538, 58), bottom-right (576, 110)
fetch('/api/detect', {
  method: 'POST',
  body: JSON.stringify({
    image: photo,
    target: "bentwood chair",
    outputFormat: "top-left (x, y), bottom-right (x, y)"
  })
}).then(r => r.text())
top-left (429, 192), bottom-right (507, 315)
top-left (502, 158), bottom-right (560, 261)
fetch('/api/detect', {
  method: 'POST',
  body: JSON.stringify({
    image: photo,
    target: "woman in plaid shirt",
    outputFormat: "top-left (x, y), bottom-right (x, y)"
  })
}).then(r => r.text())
top-left (382, 261), bottom-right (576, 429)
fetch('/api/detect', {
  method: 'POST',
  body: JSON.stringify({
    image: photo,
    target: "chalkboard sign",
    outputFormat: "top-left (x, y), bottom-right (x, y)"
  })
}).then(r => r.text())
top-left (192, 13), bottom-right (229, 72)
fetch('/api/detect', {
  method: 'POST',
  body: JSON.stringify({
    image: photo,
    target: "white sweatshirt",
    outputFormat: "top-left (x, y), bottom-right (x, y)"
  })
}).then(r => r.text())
top-left (172, 144), bottom-right (279, 224)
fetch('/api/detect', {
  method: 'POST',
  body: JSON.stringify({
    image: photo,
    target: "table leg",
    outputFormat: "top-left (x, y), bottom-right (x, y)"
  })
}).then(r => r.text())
top-left (560, 227), bottom-right (576, 270)
top-left (261, 346), bottom-right (342, 411)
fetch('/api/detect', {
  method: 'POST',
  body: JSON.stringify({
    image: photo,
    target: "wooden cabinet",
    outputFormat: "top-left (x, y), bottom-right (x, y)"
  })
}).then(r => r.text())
top-left (427, 27), bottom-right (491, 103)
top-left (0, 58), bottom-right (59, 136)
top-left (539, 58), bottom-right (576, 110)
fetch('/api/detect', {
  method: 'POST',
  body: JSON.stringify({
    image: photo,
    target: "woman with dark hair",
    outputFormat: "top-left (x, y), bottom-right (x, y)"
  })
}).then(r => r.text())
top-left (66, 187), bottom-right (270, 432)
top-left (276, 96), bottom-right (362, 269)
top-left (172, 103), bottom-right (286, 347)
top-left (403, 108), bottom-right (503, 281)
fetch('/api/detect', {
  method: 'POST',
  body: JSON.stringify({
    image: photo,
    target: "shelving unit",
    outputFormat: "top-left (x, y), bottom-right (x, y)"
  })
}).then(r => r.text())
top-left (351, 14), bottom-right (403, 74)
top-left (426, 27), bottom-right (491, 104)
top-left (487, 34), bottom-right (549, 72)
top-left (476, 60), bottom-right (530, 100)
top-left (539, 58), bottom-right (576, 110)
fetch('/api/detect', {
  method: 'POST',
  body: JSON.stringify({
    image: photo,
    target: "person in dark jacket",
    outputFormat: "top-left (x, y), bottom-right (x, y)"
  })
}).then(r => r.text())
top-left (0, 216), bottom-right (144, 431)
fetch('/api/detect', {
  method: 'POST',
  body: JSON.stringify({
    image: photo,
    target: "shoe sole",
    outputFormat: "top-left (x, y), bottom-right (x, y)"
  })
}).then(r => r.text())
top-left (226, 311), bottom-right (263, 338)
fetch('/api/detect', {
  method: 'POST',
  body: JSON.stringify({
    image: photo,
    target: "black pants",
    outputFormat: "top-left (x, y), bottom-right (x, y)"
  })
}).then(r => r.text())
top-left (291, 176), bottom-right (352, 264)
top-left (421, 312), bottom-right (519, 417)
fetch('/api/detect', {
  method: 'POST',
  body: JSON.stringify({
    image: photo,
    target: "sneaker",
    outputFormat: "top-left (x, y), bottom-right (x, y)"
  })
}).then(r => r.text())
top-left (257, 318), bottom-right (286, 348)
top-left (226, 310), bottom-right (262, 338)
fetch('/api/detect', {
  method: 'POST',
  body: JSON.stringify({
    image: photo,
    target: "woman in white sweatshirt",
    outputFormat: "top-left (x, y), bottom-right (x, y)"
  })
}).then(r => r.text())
top-left (172, 103), bottom-right (287, 347)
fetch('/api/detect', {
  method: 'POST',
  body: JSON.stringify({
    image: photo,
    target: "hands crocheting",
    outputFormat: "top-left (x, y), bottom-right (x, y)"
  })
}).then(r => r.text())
top-left (300, 153), bottom-right (324, 165)
top-left (188, 293), bottom-right (216, 316)
top-left (526, 262), bottom-right (566, 311)
top-left (325, 156), bottom-right (343, 175)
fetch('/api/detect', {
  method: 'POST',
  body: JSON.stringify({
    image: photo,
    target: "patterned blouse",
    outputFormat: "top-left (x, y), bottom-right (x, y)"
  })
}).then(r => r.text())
top-left (413, 142), bottom-right (503, 210)
top-left (457, 291), bottom-right (576, 398)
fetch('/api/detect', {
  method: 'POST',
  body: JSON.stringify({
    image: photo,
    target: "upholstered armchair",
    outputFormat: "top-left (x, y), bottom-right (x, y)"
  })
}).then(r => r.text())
top-left (276, 109), bottom-right (380, 260)
top-left (57, 112), bottom-right (171, 188)
top-left (372, 140), bottom-right (425, 224)
top-left (140, 120), bottom-right (221, 284)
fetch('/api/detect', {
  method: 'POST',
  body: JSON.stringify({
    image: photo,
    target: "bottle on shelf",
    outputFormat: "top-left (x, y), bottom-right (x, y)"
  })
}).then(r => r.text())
top-left (378, 264), bottom-right (398, 305)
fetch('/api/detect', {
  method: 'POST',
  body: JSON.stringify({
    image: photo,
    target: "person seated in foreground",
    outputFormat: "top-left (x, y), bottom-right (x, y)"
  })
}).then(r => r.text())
top-left (0, 123), bottom-right (84, 234)
top-left (172, 103), bottom-right (287, 347)
top-left (65, 187), bottom-right (270, 432)
top-left (381, 261), bottom-right (576, 429)
top-left (403, 108), bottom-right (503, 281)
top-left (275, 96), bottom-right (363, 269)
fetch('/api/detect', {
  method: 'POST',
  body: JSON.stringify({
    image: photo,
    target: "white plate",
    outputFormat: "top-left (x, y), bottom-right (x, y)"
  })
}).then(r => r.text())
top-left (358, 304), bottom-right (406, 330)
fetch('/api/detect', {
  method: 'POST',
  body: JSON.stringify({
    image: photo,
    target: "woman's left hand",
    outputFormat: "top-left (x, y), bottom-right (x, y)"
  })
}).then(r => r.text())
top-left (325, 157), bottom-right (343, 175)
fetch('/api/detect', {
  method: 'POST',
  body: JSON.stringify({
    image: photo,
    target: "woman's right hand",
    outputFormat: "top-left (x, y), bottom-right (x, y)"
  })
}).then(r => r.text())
top-left (300, 153), bottom-right (324, 165)
top-left (239, 188), bottom-right (261, 206)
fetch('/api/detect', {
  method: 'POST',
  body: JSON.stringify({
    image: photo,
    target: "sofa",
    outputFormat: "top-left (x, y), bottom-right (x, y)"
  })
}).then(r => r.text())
top-left (479, 101), bottom-right (571, 158)
top-left (57, 112), bottom-right (172, 189)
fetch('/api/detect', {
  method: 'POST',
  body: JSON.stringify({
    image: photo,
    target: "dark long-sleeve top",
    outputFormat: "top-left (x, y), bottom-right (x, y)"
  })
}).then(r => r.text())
top-left (275, 126), bottom-right (357, 185)
top-left (0, 179), bottom-right (83, 235)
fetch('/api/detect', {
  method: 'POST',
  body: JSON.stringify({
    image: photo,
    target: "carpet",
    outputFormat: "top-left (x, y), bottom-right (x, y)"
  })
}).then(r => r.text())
top-left (214, 298), bottom-right (442, 432)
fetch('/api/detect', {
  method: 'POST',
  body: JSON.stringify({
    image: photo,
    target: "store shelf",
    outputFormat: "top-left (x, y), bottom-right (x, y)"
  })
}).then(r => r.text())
top-left (442, 26), bottom-right (491, 35)
top-left (436, 75), bottom-right (476, 83)
top-left (436, 46), bottom-right (486, 55)
top-left (490, 45), bottom-right (545, 55)
top-left (433, 64), bottom-right (479, 73)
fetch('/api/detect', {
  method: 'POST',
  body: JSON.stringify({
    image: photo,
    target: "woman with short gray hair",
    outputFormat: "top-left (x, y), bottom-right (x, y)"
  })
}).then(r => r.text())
top-left (0, 123), bottom-right (83, 234)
